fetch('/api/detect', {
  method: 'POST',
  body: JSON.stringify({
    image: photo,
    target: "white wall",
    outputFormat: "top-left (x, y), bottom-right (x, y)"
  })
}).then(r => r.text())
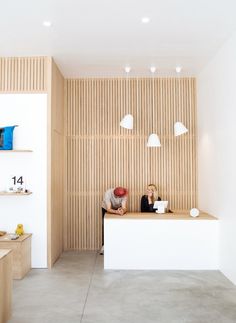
top-left (197, 31), bottom-right (236, 284)
top-left (0, 94), bottom-right (48, 268)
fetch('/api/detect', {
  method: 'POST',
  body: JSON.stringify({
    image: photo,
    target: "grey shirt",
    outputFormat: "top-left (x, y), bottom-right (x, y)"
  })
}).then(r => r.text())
top-left (101, 188), bottom-right (127, 210)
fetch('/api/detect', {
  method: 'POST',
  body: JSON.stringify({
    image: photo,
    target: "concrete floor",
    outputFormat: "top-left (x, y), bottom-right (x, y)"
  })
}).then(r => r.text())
top-left (8, 252), bottom-right (236, 323)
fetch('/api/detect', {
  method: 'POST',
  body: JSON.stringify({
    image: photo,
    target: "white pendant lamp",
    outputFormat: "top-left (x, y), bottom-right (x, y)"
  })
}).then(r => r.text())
top-left (120, 114), bottom-right (133, 129)
top-left (174, 121), bottom-right (188, 136)
top-left (120, 66), bottom-right (133, 130)
top-left (147, 67), bottom-right (161, 147)
top-left (147, 133), bottom-right (161, 147)
top-left (174, 66), bottom-right (188, 137)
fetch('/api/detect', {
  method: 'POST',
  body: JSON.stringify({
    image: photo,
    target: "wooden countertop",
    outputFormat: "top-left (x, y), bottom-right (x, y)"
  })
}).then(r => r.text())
top-left (0, 249), bottom-right (12, 259)
top-left (105, 211), bottom-right (218, 220)
top-left (0, 233), bottom-right (32, 242)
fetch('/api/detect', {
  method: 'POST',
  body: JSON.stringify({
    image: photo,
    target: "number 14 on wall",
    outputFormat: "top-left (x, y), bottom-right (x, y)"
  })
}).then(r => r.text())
top-left (8, 175), bottom-right (26, 192)
top-left (12, 176), bottom-right (24, 186)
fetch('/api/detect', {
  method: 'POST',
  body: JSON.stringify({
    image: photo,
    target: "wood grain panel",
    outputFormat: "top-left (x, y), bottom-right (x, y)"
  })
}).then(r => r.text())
top-left (0, 57), bottom-right (47, 92)
top-left (0, 234), bottom-right (31, 279)
top-left (47, 58), bottom-right (65, 267)
top-left (0, 249), bottom-right (12, 323)
top-left (65, 78), bottom-right (197, 250)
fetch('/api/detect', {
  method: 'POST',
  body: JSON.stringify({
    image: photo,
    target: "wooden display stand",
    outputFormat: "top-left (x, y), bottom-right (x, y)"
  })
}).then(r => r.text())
top-left (0, 249), bottom-right (12, 323)
top-left (0, 234), bottom-right (32, 279)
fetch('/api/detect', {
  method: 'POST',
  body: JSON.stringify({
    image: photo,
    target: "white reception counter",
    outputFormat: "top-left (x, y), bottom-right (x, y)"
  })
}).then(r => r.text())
top-left (104, 211), bottom-right (219, 270)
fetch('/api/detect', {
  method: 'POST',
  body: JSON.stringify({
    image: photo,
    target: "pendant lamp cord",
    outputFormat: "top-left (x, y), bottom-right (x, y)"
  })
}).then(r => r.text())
top-left (152, 72), bottom-right (154, 132)
top-left (126, 70), bottom-right (128, 114)
top-left (178, 74), bottom-right (180, 121)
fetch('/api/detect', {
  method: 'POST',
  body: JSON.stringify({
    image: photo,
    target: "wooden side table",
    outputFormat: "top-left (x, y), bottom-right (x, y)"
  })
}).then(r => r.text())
top-left (0, 249), bottom-right (12, 323)
top-left (0, 234), bottom-right (32, 279)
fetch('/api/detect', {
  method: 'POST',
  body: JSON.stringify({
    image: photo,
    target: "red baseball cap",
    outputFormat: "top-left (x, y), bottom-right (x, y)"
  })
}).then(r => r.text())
top-left (114, 187), bottom-right (128, 197)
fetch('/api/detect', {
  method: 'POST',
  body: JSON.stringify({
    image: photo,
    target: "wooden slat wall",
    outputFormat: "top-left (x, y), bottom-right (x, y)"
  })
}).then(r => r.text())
top-left (47, 58), bottom-right (65, 267)
top-left (0, 57), bottom-right (47, 92)
top-left (65, 78), bottom-right (197, 250)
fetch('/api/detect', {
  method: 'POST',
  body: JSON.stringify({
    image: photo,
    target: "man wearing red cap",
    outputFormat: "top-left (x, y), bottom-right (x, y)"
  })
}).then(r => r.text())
top-left (100, 187), bottom-right (128, 254)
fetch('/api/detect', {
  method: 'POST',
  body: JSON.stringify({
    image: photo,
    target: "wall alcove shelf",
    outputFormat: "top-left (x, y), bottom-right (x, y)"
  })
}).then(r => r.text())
top-left (0, 150), bottom-right (33, 153)
top-left (0, 192), bottom-right (32, 196)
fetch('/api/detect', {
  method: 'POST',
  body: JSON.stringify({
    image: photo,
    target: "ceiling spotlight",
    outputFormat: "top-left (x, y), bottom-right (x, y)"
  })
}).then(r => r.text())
top-left (175, 66), bottom-right (182, 73)
top-left (150, 66), bottom-right (156, 74)
top-left (141, 17), bottom-right (150, 24)
top-left (43, 21), bottom-right (52, 27)
top-left (124, 66), bottom-right (131, 73)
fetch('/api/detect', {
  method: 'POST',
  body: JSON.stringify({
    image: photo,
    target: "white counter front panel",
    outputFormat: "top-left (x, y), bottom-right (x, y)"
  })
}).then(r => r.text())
top-left (104, 217), bottom-right (219, 270)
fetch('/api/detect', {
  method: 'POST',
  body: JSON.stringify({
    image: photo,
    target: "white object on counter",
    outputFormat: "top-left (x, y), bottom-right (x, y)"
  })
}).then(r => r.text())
top-left (190, 208), bottom-right (200, 217)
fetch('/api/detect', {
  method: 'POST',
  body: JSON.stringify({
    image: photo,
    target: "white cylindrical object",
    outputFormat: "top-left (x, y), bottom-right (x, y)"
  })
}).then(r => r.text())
top-left (190, 208), bottom-right (199, 217)
top-left (147, 134), bottom-right (161, 147)
top-left (120, 114), bottom-right (133, 130)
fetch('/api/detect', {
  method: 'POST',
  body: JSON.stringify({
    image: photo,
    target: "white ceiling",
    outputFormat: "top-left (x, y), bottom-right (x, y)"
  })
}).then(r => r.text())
top-left (0, 0), bottom-right (236, 77)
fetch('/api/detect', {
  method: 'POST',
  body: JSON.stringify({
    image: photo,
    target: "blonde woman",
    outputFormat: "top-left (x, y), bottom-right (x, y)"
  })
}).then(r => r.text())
top-left (140, 184), bottom-right (161, 212)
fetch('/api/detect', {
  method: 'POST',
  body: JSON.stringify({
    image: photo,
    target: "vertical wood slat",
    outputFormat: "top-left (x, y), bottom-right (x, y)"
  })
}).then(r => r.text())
top-left (49, 59), bottom-right (65, 267)
top-left (65, 78), bottom-right (197, 251)
top-left (0, 57), bottom-right (47, 92)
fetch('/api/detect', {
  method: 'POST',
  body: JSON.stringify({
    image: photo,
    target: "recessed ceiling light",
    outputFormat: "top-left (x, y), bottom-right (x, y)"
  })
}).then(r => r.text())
top-left (150, 66), bottom-right (156, 73)
top-left (175, 66), bottom-right (182, 73)
top-left (43, 21), bottom-right (52, 27)
top-left (124, 66), bottom-right (131, 73)
top-left (141, 17), bottom-right (150, 24)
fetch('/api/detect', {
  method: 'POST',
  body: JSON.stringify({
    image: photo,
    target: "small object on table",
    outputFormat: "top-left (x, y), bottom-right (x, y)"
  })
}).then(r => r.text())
top-left (0, 230), bottom-right (6, 236)
top-left (15, 224), bottom-right (24, 236)
top-left (9, 234), bottom-right (19, 240)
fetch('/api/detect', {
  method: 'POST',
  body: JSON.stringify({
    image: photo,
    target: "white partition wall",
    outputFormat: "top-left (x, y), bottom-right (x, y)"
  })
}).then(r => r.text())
top-left (0, 94), bottom-right (48, 268)
top-left (197, 31), bottom-right (236, 284)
